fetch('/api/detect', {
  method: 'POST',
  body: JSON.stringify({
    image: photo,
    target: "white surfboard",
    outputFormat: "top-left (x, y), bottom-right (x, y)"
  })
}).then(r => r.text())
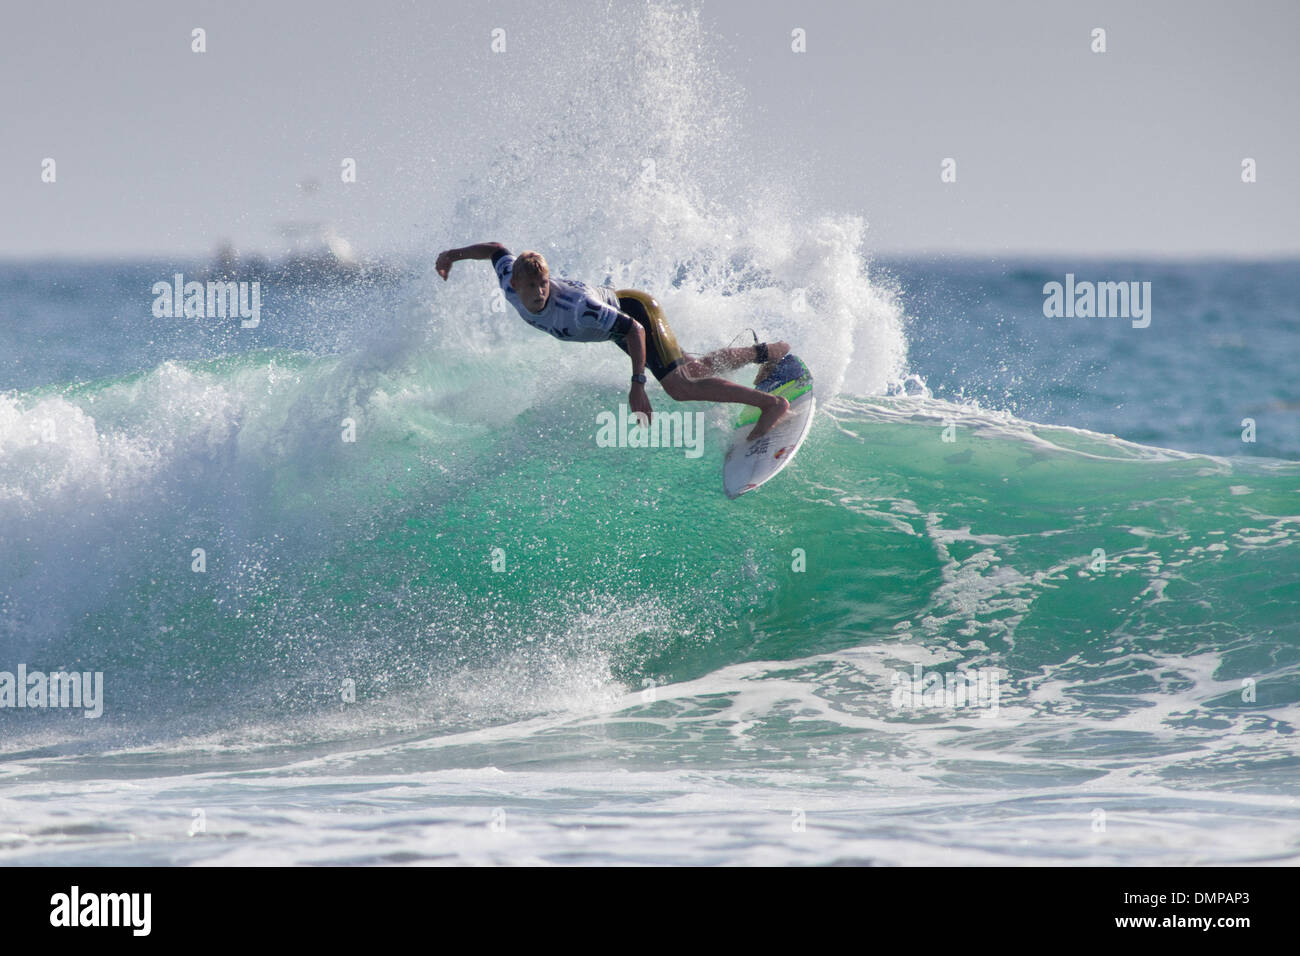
top-left (723, 354), bottom-right (816, 498)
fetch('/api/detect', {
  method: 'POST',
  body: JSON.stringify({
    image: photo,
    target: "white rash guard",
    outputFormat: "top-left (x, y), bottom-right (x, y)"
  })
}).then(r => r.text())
top-left (492, 249), bottom-right (628, 342)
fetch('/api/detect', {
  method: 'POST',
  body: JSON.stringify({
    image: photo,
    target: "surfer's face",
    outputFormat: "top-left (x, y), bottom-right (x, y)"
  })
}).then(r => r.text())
top-left (511, 270), bottom-right (550, 313)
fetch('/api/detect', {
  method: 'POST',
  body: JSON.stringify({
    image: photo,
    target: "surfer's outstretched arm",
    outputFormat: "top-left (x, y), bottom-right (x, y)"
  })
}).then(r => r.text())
top-left (435, 242), bottom-right (506, 279)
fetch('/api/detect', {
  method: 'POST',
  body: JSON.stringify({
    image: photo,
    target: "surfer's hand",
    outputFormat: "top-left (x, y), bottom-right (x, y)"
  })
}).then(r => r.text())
top-left (435, 251), bottom-right (454, 279)
top-left (629, 383), bottom-right (653, 426)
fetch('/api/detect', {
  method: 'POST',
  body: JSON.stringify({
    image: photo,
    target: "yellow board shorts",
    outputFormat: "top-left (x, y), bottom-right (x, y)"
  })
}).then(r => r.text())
top-left (609, 289), bottom-right (687, 382)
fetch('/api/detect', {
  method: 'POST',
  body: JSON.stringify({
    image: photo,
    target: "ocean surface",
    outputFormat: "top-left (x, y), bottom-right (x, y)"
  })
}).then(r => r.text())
top-left (2, 5), bottom-right (1297, 866)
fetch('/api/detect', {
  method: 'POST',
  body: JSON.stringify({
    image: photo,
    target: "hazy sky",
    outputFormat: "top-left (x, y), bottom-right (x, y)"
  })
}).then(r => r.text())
top-left (4, 0), bottom-right (1296, 259)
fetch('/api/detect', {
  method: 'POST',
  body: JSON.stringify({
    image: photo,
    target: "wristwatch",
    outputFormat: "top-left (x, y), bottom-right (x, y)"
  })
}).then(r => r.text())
top-left (631, 373), bottom-right (647, 385)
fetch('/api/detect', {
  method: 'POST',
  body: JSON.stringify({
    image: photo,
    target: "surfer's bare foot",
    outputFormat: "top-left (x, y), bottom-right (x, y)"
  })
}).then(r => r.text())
top-left (747, 395), bottom-right (790, 440)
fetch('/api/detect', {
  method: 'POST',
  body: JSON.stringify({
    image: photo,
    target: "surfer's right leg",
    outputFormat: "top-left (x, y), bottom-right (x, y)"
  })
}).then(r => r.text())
top-left (685, 341), bottom-right (790, 378)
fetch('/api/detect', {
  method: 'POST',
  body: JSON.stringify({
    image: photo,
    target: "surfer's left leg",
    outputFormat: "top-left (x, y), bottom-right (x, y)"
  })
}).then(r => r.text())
top-left (611, 290), bottom-right (791, 438)
top-left (661, 370), bottom-right (791, 440)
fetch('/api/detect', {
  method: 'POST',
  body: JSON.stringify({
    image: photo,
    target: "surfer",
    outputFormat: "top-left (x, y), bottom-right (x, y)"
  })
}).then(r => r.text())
top-left (435, 243), bottom-right (791, 439)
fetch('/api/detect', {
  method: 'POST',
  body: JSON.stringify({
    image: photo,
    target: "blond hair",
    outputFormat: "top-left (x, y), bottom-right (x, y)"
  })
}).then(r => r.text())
top-left (513, 251), bottom-right (549, 280)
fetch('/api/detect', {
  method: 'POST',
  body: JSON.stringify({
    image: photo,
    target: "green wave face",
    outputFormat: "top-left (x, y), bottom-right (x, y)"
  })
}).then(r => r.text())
top-left (2, 355), bottom-right (1297, 747)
